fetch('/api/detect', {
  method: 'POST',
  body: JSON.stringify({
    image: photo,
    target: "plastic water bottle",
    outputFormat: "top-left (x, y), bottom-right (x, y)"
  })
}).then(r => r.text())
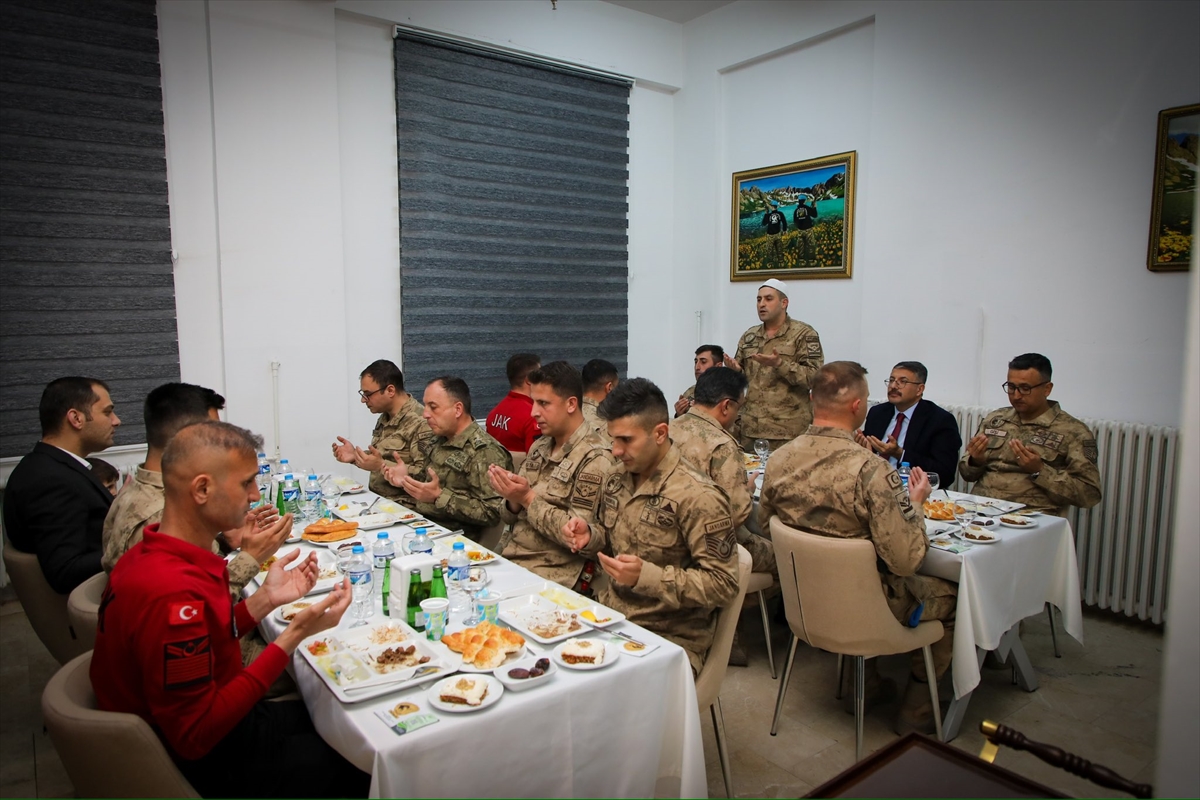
top-left (898, 462), bottom-right (912, 489)
top-left (409, 527), bottom-right (433, 556)
top-left (276, 458), bottom-right (292, 479)
top-left (347, 545), bottom-right (374, 622)
top-left (281, 474), bottom-right (301, 517)
top-left (303, 473), bottom-right (322, 521)
top-left (447, 542), bottom-right (470, 612)
top-left (372, 532), bottom-right (396, 593)
top-left (256, 452), bottom-right (271, 492)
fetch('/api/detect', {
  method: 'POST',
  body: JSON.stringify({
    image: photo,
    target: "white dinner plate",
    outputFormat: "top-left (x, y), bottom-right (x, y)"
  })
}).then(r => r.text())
top-left (428, 675), bottom-right (504, 713)
top-left (551, 638), bottom-right (619, 671)
top-left (274, 600), bottom-right (317, 624)
top-left (999, 514), bottom-right (1040, 529)
top-left (954, 526), bottom-right (1001, 545)
top-left (255, 548), bottom-right (342, 594)
top-left (495, 655), bottom-right (556, 692)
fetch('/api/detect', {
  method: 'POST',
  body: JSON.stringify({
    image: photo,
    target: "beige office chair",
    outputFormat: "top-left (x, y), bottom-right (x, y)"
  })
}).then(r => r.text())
top-left (510, 451), bottom-right (527, 472)
top-left (745, 571), bottom-right (777, 678)
top-left (768, 517), bottom-right (944, 761)
top-left (68, 572), bottom-right (108, 653)
top-left (42, 651), bottom-right (200, 798)
top-left (2, 533), bottom-right (86, 664)
top-left (695, 544), bottom-right (751, 798)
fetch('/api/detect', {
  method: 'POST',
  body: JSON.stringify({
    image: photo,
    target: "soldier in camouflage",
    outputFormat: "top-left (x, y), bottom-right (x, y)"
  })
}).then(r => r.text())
top-left (580, 358), bottom-right (619, 443)
top-left (759, 361), bottom-right (954, 735)
top-left (673, 344), bottom-right (724, 418)
top-left (562, 378), bottom-right (739, 674)
top-left (490, 362), bottom-right (616, 590)
top-left (728, 278), bottom-right (824, 452)
top-left (670, 366), bottom-right (775, 575)
top-left (333, 360), bottom-right (434, 499)
top-left (959, 353), bottom-right (1102, 517)
top-left (383, 376), bottom-right (512, 541)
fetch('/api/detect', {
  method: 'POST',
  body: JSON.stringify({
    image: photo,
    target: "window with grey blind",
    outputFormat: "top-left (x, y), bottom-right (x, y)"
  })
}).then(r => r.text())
top-left (0, 0), bottom-right (177, 458)
top-left (393, 31), bottom-right (630, 414)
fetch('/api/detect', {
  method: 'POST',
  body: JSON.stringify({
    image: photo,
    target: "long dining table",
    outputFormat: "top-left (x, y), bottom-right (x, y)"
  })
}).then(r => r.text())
top-left (253, 486), bottom-right (710, 799)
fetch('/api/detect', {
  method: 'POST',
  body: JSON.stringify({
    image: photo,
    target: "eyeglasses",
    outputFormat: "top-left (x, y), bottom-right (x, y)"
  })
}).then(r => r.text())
top-left (358, 387), bottom-right (384, 400)
top-left (884, 378), bottom-right (921, 388)
top-left (1002, 381), bottom-right (1049, 396)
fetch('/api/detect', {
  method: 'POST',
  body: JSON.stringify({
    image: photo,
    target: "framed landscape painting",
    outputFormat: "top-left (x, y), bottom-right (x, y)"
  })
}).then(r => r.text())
top-left (1147, 103), bottom-right (1198, 272)
top-left (730, 151), bottom-right (856, 281)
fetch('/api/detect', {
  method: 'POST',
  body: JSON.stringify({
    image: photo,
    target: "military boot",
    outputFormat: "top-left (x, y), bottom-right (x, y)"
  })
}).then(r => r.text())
top-left (894, 678), bottom-right (937, 735)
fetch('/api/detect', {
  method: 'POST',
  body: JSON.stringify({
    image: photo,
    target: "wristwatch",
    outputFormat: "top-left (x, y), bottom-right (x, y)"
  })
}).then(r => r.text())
top-left (1029, 471), bottom-right (1040, 480)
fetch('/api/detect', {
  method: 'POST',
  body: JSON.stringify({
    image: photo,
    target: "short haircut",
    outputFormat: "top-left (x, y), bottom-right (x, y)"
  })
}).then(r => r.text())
top-left (360, 360), bottom-right (405, 393)
top-left (1009, 353), bottom-right (1052, 382)
top-left (582, 359), bottom-right (619, 392)
top-left (39, 377), bottom-right (108, 436)
top-left (87, 457), bottom-right (119, 486)
top-left (696, 344), bottom-right (725, 362)
top-left (693, 366), bottom-right (748, 407)
top-left (597, 377), bottom-right (668, 428)
top-left (528, 360), bottom-right (582, 404)
top-left (506, 353), bottom-right (541, 387)
top-left (892, 361), bottom-right (928, 384)
top-left (429, 376), bottom-right (472, 415)
top-left (161, 420), bottom-right (263, 482)
top-left (810, 361), bottom-right (869, 410)
top-left (144, 382), bottom-right (227, 450)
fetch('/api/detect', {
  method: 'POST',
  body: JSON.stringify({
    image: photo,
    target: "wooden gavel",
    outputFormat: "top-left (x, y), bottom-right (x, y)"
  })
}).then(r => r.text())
top-left (979, 720), bottom-right (1152, 798)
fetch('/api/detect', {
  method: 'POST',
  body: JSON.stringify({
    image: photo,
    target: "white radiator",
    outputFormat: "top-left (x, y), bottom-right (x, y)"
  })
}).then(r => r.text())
top-left (943, 403), bottom-right (1177, 623)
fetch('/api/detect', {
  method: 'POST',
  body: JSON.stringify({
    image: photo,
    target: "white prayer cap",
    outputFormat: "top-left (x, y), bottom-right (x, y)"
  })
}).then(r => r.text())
top-left (759, 278), bottom-right (789, 298)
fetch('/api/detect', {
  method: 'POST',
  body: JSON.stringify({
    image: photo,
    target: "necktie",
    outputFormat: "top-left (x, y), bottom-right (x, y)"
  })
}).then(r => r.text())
top-left (889, 412), bottom-right (906, 444)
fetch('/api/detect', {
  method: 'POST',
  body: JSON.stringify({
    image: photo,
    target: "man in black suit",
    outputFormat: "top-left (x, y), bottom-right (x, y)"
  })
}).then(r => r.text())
top-left (858, 361), bottom-right (961, 486)
top-left (4, 377), bottom-right (121, 593)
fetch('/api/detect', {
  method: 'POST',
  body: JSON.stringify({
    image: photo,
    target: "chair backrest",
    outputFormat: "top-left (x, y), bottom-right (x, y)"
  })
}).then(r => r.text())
top-left (695, 544), bottom-right (751, 709)
top-left (67, 572), bottom-right (108, 653)
top-left (42, 651), bottom-right (200, 798)
top-left (511, 451), bottom-right (527, 472)
top-left (2, 533), bottom-right (84, 664)
top-left (769, 517), bottom-right (927, 657)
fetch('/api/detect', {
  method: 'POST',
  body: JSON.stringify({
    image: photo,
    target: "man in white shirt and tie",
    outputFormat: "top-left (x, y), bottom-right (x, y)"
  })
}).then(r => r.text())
top-left (857, 361), bottom-right (961, 485)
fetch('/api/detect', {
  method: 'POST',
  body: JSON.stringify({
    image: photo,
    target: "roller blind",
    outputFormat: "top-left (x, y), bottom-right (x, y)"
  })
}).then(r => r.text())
top-left (0, 0), bottom-right (176, 457)
top-left (393, 31), bottom-right (630, 414)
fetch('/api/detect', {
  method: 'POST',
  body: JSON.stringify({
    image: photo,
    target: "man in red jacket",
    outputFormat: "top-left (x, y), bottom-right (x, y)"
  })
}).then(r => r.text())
top-left (486, 352), bottom-right (541, 453)
top-left (90, 420), bottom-right (369, 798)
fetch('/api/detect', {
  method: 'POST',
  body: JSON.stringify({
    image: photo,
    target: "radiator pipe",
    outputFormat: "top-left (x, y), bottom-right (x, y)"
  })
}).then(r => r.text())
top-left (270, 360), bottom-right (281, 460)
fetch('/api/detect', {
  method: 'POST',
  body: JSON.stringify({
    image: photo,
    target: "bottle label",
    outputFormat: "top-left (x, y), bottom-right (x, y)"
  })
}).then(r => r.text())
top-left (350, 570), bottom-right (371, 587)
top-left (283, 487), bottom-right (300, 501)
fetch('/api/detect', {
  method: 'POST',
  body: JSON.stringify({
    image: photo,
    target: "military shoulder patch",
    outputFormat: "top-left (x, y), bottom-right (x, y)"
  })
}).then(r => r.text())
top-left (705, 523), bottom-right (736, 560)
top-left (163, 636), bottom-right (212, 691)
top-left (1083, 439), bottom-right (1098, 463)
top-left (984, 428), bottom-right (1007, 438)
top-left (605, 474), bottom-right (624, 495)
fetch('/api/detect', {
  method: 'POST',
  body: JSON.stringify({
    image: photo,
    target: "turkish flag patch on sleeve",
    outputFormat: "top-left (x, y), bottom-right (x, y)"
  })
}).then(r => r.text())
top-left (169, 601), bottom-right (204, 626)
top-left (164, 636), bottom-right (212, 690)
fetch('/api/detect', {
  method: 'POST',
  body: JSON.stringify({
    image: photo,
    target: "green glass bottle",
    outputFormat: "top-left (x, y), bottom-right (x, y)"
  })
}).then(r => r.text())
top-left (406, 568), bottom-right (425, 630)
top-left (275, 477), bottom-right (286, 516)
top-left (430, 565), bottom-right (447, 600)
top-left (381, 560), bottom-right (391, 617)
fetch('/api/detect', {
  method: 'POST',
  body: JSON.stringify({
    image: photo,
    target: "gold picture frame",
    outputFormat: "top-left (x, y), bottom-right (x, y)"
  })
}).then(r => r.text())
top-left (1147, 103), bottom-right (1198, 272)
top-left (730, 151), bottom-right (856, 281)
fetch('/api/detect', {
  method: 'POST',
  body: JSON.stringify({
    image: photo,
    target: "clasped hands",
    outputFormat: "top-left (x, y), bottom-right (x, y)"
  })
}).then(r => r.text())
top-left (487, 465), bottom-right (535, 511)
top-left (854, 429), bottom-right (904, 460)
top-left (561, 517), bottom-right (643, 587)
top-left (965, 433), bottom-right (1044, 474)
top-left (381, 454), bottom-right (442, 502)
top-left (332, 436), bottom-right (386, 472)
top-left (222, 505), bottom-right (291, 564)
top-left (722, 352), bottom-right (781, 371)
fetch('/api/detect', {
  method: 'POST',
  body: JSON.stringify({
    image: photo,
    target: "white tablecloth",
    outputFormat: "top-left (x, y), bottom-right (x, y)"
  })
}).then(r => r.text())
top-left (258, 525), bottom-right (708, 798)
top-left (920, 511), bottom-right (1084, 699)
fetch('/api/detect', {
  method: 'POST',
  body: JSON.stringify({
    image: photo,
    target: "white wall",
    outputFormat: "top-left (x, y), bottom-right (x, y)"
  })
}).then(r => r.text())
top-left (676, 0), bottom-right (1198, 426)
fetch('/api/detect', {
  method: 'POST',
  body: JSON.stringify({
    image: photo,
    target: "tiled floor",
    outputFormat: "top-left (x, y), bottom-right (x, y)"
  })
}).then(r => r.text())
top-left (0, 585), bottom-right (1162, 799)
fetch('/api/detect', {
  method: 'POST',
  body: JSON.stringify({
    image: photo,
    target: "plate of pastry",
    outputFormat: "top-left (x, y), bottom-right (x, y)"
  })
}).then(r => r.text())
top-left (428, 674), bottom-right (504, 713)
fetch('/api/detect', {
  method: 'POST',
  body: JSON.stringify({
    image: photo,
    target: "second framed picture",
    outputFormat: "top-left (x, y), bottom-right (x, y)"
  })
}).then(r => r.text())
top-left (730, 151), bottom-right (856, 281)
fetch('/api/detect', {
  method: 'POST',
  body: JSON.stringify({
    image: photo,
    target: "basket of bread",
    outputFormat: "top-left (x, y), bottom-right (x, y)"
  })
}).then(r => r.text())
top-left (441, 621), bottom-right (526, 670)
top-left (923, 500), bottom-right (965, 521)
top-left (302, 518), bottom-right (359, 543)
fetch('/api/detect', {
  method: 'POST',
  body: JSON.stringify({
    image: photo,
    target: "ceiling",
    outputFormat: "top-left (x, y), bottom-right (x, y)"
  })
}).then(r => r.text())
top-left (601, 0), bottom-right (736, 24)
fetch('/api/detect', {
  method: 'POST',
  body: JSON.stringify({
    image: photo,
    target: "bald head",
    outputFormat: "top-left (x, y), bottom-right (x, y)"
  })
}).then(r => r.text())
top-left (161, 421), bottom-right (264, 535)
top-left (810, 361), bottom-right (870, 430)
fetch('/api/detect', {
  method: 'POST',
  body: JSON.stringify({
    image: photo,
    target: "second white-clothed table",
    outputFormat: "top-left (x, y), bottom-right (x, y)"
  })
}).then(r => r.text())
top-left (919, 498), bottom-right (1083, 740)
top-left (255, 502), bottom-right (709, 799)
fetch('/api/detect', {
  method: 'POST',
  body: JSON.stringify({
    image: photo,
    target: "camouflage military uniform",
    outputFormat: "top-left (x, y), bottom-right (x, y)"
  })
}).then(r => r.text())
top-left (499, 422), bottom-right (616, 588)
top-left (102, 466), bottom-right (259, 594)
top-left (734, 315), bottom-right (824, 451)
top-left (675, 384), bottom-right (696, 417)
top-left (403, 420), bottom-right (512, 540)
top-left (670, 407), bottom-right (775, 574)
top-left (369, 395), bottom-right (435, 499)
top-left (957, 401), bottom-right (1101, 517)
top-left (580, 397), bottom-right (611, 445)
top-left (760, 426), bottom-right (956, 681)
top-left (579, 447), bottom-right (739, 673)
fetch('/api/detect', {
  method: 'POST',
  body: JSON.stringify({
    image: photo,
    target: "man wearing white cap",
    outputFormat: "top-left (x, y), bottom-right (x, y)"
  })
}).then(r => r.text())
top-left (726, 278), bottom-right (824, 452)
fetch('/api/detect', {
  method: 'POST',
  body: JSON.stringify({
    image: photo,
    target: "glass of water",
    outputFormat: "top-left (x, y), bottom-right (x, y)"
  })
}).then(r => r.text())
top-left (926, 472), bottom-right (940, 497)
top-left (754, 439), bottom-right (771, 465)
top-left (461, 567), bottom-right (490, 626)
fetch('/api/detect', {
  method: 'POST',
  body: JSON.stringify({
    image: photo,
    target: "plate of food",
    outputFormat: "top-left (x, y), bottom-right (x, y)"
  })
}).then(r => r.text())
top-left (428, 674), bottom-right (503, 713)
top-left (256, 548), bottom-right (342, 595)
top-left (302, 518), bottom-right (360, 544)
top-left (350, 513), bottom-right (400, 531)
top-left (332, 477), bottom-right (365, 494)
top-left (298, 621), bottom-right (450, 703)
top-left (972, 498), bottom-right (1025, 516)
top-left (551, 637), bottom-right (618, 670)
top-left (999, 514), bottom-right (1040, 529)
top-left (499, 595), bottom-right (588, 644)
top-left (435, 536), bottom-right (499, 565)
top-left (923, 500), bottom-right (965, 521)
top-left (495, 655), bottom-right (556, 692)
top-left (440, 621), bottom-right (527, 671)
top-left (274, 600), bottom-right (314, 624)
top-left (954, 525), bottom-right (1001, 545)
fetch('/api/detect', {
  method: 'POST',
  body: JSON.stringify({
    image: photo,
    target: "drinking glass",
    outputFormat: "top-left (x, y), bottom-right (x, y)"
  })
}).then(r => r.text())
top-left (926, 472), bottom-right (940, 497)
top-left (461, 567), bottom-right (490, 625)
top-left (320, 479), bottom-right (342, 517)
top-left (754, 439), bottom-right (771, 465)
top-left (953, 500), bottom-right (977, 531)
